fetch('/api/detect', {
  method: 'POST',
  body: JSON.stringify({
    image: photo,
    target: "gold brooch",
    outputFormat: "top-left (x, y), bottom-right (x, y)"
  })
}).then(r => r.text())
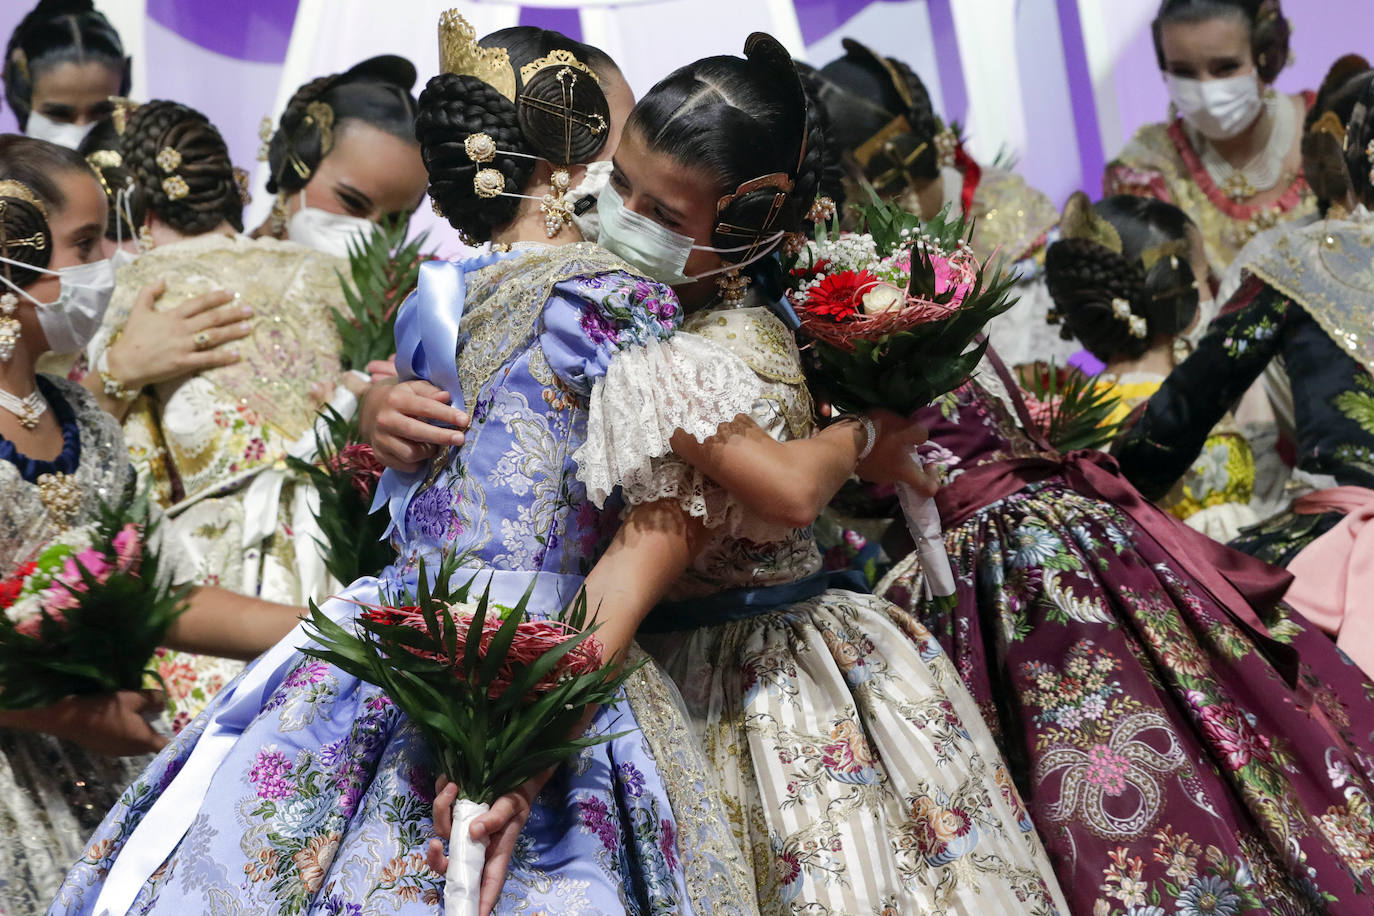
top-left (36, 472), bottom-right (81, 526)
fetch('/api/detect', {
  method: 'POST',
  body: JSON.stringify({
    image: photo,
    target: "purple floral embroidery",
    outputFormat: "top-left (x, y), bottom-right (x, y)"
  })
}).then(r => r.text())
top-left (580, 305), bottom-right (620, 345)
top-left (283, 660), bottom-right (330, 689)
top-left (365, 694), bottom-right (393, 713)
top-left (322, 893), bottom-right (362, 916)
top-left (659, 818), bottom-right (678, 871)
top-left (249, 746), bottom-right (296, 800)
top-left (408, 764), bottom-right (437, 804)
top-left (156, 757), bottom-right (186, 793)
top-left (406, 484), bottom-right (458, 543)
top-left (616, 763), bottom-right (645, 798)
top-left (578, 795), bottom-right (619, 851)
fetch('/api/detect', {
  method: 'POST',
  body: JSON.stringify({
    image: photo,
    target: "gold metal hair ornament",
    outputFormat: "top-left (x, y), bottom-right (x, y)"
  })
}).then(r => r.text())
top-left (438, 10), bottom-right (517, 103)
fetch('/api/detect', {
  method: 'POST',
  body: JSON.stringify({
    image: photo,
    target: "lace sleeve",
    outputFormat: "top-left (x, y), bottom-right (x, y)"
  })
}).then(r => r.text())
top-left (572, 333), bottom-right (763, 509)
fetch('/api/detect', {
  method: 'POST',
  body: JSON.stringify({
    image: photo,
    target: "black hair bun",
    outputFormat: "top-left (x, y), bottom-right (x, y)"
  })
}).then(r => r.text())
top-left (341, 54), bottom-right (417, 92)
top-left (517, 60), bottom-right (610, 166)
top-left (708, 33), bottom-right (814, 259)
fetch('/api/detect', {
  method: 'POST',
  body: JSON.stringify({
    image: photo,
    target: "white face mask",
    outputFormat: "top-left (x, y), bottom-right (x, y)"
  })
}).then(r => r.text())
top-left (25, 111), bottom-right (96, 150)
top-left (596, 183), bottom-right (782, 286)
top-left (0, 256), bottom-right (116, 354)
top-left (570, 160), bottom-right (613, 242)
top-left (1165, 72), bottom-right (1265, 141)
top-left (286, 188), bottom-right (375, 258)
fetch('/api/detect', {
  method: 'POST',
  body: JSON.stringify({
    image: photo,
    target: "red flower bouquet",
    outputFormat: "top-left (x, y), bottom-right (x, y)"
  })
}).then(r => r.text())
top-left (787, 202), bottom-right (1016, 413)
top-left (302, 555), bottom-right (641, 916)
top-left (786, 201), bottom-right (1020, 601)
top-left (0, 487), bottom-right (188, 709)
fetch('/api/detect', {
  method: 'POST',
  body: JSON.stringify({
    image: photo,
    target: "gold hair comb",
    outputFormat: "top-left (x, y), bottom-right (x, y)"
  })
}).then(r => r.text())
top-left (438, 10), bottom-right (517, 103)
top-left (0, 180), bottom-right (47, 219)
top-left (1059, 191), bottom-right (1123, 255)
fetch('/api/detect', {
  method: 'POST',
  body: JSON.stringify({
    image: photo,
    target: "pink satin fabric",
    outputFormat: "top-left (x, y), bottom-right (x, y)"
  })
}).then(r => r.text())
top-left (1287, 486), bottom-right (1374, 676)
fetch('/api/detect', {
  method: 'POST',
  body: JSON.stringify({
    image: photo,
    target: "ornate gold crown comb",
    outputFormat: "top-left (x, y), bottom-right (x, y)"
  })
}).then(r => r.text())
top-left (438, 10), bottom-right (517, 103)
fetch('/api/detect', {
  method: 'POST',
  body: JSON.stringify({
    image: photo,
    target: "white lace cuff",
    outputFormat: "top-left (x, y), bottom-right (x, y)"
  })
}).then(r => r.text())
top-left (621, 452), bottom-right (791, 542)
top-left (574, 332), bottom-right (762, 508)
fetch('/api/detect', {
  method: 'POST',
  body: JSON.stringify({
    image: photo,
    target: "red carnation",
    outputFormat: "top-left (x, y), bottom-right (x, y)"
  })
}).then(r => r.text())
top-left (803, 270), bottom-right (877, 322)
top-left (0, 562), bottom-right (37, 609)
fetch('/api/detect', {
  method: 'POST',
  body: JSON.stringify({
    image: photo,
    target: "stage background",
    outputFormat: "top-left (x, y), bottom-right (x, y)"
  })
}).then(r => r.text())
top-left (1, 0), bottom-right (1363, 244)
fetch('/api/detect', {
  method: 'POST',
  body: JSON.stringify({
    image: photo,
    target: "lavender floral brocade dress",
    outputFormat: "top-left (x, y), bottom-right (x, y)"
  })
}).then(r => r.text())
top-left (878, 368), bottom-right (1374, 915)
top-left (625, 303), bottom-right (1069, 916)
top-left (52, 243), bottom-right (760, 916)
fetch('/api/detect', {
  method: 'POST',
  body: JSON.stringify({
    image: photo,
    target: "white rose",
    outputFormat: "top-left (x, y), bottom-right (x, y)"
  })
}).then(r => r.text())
top-left (861, 285), bottom-right (905, 315)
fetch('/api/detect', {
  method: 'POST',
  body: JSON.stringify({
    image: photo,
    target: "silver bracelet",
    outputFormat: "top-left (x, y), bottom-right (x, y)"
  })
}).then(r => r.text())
top-left (855, 415), bottom-right (877, 462)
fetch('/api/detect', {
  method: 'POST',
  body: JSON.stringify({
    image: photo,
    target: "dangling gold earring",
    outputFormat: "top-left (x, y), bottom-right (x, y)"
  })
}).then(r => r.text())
top-left (269, 193), bottom-right (290, 238)
top-left (540, 169), bottom-right (574, 237)
top-left (139, 224), bottom-right (156, 250)
top-left (0, 291), bottom-right (20, 363)
top-left (718, 269), bottom-right (750, 306)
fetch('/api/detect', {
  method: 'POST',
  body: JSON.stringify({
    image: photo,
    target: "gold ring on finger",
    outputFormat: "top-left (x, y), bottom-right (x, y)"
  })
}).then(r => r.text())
top-left (193, 331), bottom-right (212, 350)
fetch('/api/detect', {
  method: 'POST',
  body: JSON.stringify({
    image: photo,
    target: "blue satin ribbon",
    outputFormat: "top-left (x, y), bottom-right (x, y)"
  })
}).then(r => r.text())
top-left (372, 250), bottom-right (526, 541)
top-left (638, 568), bottom-right (870, 634)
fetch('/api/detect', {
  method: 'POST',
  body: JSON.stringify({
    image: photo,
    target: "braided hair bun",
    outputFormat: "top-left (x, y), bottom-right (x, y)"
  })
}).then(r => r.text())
top-left (1152, 0), bottom-right (1291, 84)
top-left (121, 100), bottom-right (243, 235)
top-left (3, 0), bottom-right (129, 129)
top-left (265, 55), bottom-right (419, 196)
top-left (416, 27), bottom-right (616, 242)
top-left (1046, 194), bottom-right (1200, 363)
top-left (416, 72), bottom-right (531, 241)
top-left (517, 58), bottom-right (610, 166)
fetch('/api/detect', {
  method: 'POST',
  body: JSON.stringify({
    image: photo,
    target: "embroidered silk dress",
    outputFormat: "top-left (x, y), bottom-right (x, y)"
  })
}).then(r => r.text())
top-left (1100, 371), bottom-right (1258, 542)
top-left (627, 302), bottom-right (1070, 916)
top-left (1105, 95), bottom-right (1317, 272)
top-left (878, 359), bottom-right (1374, 915)
top-left (1115, 214), bottom-right (1374, 567)
top-left (87, 234), bottom-right (354, 730)
top-left (0, 377), bottom-right (154, 916)
top-left (52, 243), bottom-right (760, 916)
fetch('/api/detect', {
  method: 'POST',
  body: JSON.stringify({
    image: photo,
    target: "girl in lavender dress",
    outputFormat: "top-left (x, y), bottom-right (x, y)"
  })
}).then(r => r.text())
top-left (52, 21), bottom-right (761, 916)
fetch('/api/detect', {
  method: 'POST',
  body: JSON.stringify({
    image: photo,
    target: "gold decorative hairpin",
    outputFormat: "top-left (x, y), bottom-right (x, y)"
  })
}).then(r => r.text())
top-left (109, 97), bottom-right (140, 136)
top-left (1309, 110), bottom-right (1347, 146)
top-left (304, 101), bottom-right (335, 157)
top-left (232, 167), bottom-right (252, 205)
top-left (0, 180), bottom-right (47, 219)
top-left (520, 49), bottom-right (599, 85)
top-left (1059, 191), bottom-right (1123, 255)
top-left (87, 149), bottom-right (122, 170)
top-left (162, 175), bottom-right (189, 200)
top-left (1140, 239), bottom-right (1190, 272)
top-left (156, 146), bottom-right (182, 173)
top-left (438, 10), bottom-right (517, 103)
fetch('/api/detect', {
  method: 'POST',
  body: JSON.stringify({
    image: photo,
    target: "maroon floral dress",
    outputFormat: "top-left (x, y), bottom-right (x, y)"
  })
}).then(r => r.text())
top-left (878, 365), bottom-right (1374, 915)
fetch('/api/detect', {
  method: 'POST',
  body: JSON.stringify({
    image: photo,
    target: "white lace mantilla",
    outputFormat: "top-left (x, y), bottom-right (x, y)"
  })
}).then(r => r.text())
top-left (574, 331), bottom-right (763, 508)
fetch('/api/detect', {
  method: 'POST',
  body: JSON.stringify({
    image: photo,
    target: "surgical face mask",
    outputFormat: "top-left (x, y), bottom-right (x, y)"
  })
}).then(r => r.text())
top-left (286, 188), bottom-right (375, 258)
top-left (570, 160), bottom-right (613, 242)
top-left (25, 111), bottom-right (96, 150)
top-left (596, 183), bottom-right (782, 286)
top-left (0, 255), bottom-right (115, 353)
top-left (1165, 72), bottom-right (1264, 141)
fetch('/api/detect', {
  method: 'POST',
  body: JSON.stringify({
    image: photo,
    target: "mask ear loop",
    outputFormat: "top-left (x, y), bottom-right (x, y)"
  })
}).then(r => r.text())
top-left (115, 180), bottom-right (141, 254)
